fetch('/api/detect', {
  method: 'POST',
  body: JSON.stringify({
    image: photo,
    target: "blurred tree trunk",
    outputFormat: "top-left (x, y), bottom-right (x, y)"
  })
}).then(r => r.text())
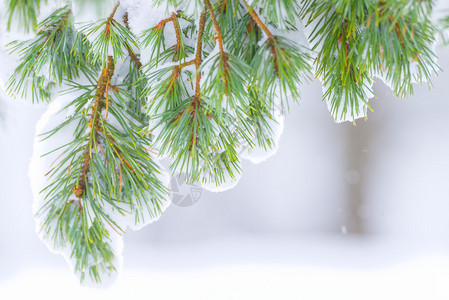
top-left (344, 119), bottom-right (371, 234)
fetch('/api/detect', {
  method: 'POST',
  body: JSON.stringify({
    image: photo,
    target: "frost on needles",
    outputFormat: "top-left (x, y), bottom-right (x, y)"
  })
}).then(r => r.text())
top-left (2, 0), bottom-right (440, 285)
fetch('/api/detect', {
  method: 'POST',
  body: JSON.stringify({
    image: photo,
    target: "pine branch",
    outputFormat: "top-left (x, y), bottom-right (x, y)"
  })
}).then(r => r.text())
top-left (143, 7), bottom-right (248, 184)
top-left (6, 6), bottom-right (93, 103)
top-left (23, 2), bottom-right (169, 284)
top-left (140, 1), bottom-right (306, 184)
top-left (243, 0), bottom-right (311, 111)
top-left (36, 56), bottom-right (169, 282)
top-left (301, 0), bottom-right (438, 122)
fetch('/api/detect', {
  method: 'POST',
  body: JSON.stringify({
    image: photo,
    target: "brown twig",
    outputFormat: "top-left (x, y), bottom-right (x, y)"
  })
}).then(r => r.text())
top-left (241, 0), bottom-right (279, 72)
top-left (160, 12), bottom-right (206, 99)
top-left (73, 56), bottom-right (115, 198)
top-left (187, 12), bottom-right (207, 151)
top-left (151, 11), bottom-right (207, 153)
top-left (193, 12), bottom-right (207, 104)
top-left (152, 12), bottom-right (182, 56)
top-left (163, 12), bottom-right (185, 97)
top-left (105, 2), bottom-right (121, 39)
top-left (203, 0), bottom-right (231, 89)
top-left (172, 12), bottom-right (183, 61)
top-left (155, 16), bottom-right (175, 29)
top-left (241, 0), bottom-right (273, 39)
top-left (378, 1), bottom-right (406, 49)
top-left (36, 10), bottom-right (72, 58)
top-left (203, 0), bottom-right (225, 54)
top-left (150, 11), bottom-right (186, 95)
top-left (393, 20), bottom-right (406, 49)
top-left (123, 12), bottom-right (142, 69)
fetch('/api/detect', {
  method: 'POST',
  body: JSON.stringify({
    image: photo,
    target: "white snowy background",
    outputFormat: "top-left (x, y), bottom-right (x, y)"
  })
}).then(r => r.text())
top-left (2, 1), bottom-right (449, 299)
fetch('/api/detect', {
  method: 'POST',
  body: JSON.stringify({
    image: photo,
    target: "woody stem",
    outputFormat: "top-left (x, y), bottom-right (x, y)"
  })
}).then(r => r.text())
top-left (203, 0), bottom-right (225, 54)
top-left (73, 56), bottom-right (115, 198)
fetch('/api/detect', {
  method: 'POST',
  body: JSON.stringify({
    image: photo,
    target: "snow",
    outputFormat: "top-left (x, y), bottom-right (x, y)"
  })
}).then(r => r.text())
top-left (122, 0), bottom-right (175, 67)
top-left (181, 0), bottom-right (204, 19)
top-left (72, 0), bottom-right (116, 24)
top-left (432, 0), bottom-right (449, 23)
top-left (122, 0), bottom-right (171, 32)
top-left (2, 238), bottom-right (449, 299)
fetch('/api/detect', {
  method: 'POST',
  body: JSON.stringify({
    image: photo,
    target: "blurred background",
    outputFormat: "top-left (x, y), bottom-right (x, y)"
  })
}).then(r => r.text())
top-left (1, 22), bottom-right (449, 300)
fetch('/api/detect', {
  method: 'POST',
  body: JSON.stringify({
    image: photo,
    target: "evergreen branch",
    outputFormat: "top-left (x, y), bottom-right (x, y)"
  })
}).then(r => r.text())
top-left (200, 2), bottom-right (252, 115)
top-left (6, 6), bottom-right (93, 103)
top-left (142, 10), bottom-right (198, 113)
top-left (146, 10), bottom-right (244, 184)
top-left (36, 56), bottom-right (169, 282)
top-left (302, 0), bottom-right (372, 120)
top-left (143, 3), bottom-right (280, 184)
top-left (301, 0), bottom-right (437, 121)
top-left (364, 0), bottom-right (438, 98)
